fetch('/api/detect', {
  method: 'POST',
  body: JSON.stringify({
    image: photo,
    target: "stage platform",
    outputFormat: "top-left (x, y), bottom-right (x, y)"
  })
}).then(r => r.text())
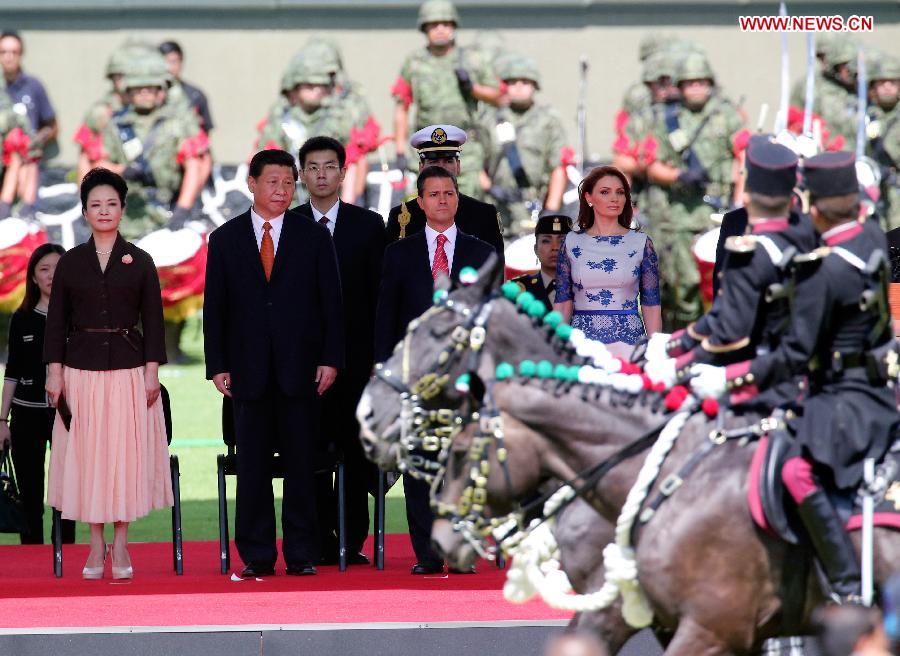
top-left (0, 535), bottom-right (652, 656)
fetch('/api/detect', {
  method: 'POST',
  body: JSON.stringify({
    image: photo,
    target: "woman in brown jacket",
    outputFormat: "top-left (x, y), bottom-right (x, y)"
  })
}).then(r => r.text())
top-left (44, 167), bottom-right (172, 580)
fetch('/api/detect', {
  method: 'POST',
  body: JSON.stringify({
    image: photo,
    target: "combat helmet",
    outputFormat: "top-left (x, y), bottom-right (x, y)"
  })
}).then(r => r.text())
top-left (674, 52), bottom-right (715, 85)
top-left (283, 55), bottom-right (332, 89)
top-left (418, 0), bottom-right (460, 31)
top-left (869, 52), bottom-right (900, 82)
top-left (496, 54), bottom-right (541, 89)
top-left (121, 51), bottom-right (170, 89)
top-left (300, 36), bottom-right (344, 74)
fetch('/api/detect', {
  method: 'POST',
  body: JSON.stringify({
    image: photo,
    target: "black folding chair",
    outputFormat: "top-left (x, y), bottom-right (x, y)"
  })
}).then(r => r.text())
top-left (216, 396), bottom-right (348, 573)
top-left (52, 384), bottom-right (183, 577)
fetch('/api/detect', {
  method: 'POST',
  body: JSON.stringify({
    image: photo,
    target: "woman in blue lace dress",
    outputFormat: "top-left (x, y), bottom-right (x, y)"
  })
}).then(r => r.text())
top-left (555, 166), bottom-right (661, 359)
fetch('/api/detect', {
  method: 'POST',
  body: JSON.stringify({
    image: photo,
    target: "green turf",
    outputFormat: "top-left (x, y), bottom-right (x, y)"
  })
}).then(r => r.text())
top-left (0, 316), bottom-right (410, 545)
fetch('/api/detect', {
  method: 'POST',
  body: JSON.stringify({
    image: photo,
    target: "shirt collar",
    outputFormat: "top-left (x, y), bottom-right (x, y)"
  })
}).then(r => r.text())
top-left (748, 216), bottom-right (790, 234)
top-left (425, 223), bottom-right (457, 246)
top-left (540, 271), bottom-right (554, 288)
top-left (310, 199), bottom-right (340, 224)
top-left (250, 207), bottom-right (285, 229)
top-left (822, 220), bottom-right (863, 246)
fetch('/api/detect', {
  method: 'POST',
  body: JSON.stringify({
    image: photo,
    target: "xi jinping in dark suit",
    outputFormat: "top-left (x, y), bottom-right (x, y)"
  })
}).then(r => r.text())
top-left (375, 166), bottom-right (494, 574)
top-left (296, 136), bottom-right (386, 564)
top-left (204, 149), bottom-right (344, 577)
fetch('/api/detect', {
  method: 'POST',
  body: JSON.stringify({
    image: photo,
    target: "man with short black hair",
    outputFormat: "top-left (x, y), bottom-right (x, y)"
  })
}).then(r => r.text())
top-left (296, 136), bottom-right (385, 566)
top-left (204, 148), bottom-right (344, 578)
top-left (0, 30), bottom-right (56, 219)
top-left (159, 40), bottom-right (214, 133)
top-left (375, 165), bottom-right (494, 575)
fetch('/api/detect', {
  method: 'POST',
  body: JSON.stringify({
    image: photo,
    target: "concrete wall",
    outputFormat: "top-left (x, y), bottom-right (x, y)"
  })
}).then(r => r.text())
top-left (5, 1), bottom-right (899, 166)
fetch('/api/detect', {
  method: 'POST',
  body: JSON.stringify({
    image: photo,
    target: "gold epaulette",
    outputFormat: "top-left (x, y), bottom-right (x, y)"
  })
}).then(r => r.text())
top-left (725, 235), bottom-right (757, 253)
top-left (701, 335), bottom-right (751, 354)
top-left (686, 323), bottom-right (709, 341)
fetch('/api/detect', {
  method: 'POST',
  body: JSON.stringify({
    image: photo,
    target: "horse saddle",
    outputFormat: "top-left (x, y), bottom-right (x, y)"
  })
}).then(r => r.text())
top-left (749, 428), bottom-right (900, 544)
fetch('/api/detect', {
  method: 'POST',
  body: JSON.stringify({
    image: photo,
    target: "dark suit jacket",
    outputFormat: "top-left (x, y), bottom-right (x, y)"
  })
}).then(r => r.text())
top-left (375, 229), bottom-right (494, 363)
top-left (385, 194), bottom-right (505, 257)
top-left (298, 201), bottom-right (385, 386)
top-left (203, 208), bottom-right (344, 400)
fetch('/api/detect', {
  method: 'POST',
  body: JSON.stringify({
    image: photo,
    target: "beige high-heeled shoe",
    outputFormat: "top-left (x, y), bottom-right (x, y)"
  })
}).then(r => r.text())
top-left (111, 546), bottom-right (133, 580)
top-left (82, 545), bottom-right (108, 580)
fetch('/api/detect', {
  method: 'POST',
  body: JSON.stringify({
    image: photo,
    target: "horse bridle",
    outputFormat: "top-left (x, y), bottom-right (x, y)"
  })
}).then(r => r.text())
top-left (372, 290), bottom-right (498, 482)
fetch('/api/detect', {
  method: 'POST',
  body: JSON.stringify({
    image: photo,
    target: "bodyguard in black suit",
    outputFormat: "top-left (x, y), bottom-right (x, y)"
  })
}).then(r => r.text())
top-left (385, 124), bottom-right (504, 258)
top-left (204, 149), bottom-right (344, 577)
top-left (296, 136), bottom-right (385, 565)
top-left (375, 166), bottom-right (494, 575)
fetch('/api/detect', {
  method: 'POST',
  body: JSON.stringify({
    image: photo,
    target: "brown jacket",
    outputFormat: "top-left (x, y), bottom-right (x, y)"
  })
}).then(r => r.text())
top-left (44, 234), bottom-right (167, 370)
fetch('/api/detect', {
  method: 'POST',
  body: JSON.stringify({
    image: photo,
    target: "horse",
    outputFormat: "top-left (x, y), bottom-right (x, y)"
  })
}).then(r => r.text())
top-left (356, 255), bottom-right (643, 652)
top-left (359, 254), bottom-right (900, 655)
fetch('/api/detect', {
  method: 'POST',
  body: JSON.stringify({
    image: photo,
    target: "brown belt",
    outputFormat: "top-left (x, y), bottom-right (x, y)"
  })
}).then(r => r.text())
top-left (74, 327), bottom-right (140, 351)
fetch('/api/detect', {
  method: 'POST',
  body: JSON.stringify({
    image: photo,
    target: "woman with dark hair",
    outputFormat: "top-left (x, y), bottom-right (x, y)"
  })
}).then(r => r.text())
top-left (44, 167), bottom-right (172, 579)
top-left (0, 242), bottom-right (75, 544)
top-left (554, 165), bottom-right (661, 358)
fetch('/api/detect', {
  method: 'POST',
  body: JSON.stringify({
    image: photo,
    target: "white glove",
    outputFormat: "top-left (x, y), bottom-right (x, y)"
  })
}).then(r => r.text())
top-left (689, 364), bottom-right (727, 399)
top-left (644, 332), bottom-right (671, 365)
top-left (644, 357), bottom-right (676, 389)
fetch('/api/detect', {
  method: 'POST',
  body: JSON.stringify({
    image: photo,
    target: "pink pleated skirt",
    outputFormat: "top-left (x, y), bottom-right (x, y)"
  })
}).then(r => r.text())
top-left (47, 367), bottom-right (174, 524)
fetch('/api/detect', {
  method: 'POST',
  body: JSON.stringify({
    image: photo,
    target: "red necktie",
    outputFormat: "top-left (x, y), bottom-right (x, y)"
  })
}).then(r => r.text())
top-left (319, 217), bottom-right (329, 227)
top-left (260, 222), bottom-right (274, 281)
top-left (432, 233), bottom-right (449, 280)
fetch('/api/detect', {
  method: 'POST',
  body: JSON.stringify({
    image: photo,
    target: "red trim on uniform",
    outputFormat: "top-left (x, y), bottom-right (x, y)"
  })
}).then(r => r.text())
top-left (747, 436), bottom-right (775, 535)
top-left (731, 128), bottom-right (752, 156)
top-left (665, 328), bottom-right (688, 357)
top-left (559, 146), bottom-right (575, 167)
top-left (2, 127), bottom-right (30, 166)
top-left (176, 130), bottom-right (210, 165)
top-left (823, 221), bottom-right (863, 246)
top-left (846, 513), bottom-right (900, 531)
top-left (725, 360), bottom-right (751, 381)
top-left (750, 218), bottom-right (790, 234)
top-left (781, 456), bottom-right (818, 503)
top-left (391, 76), bottom-right (413, 110)
top-left (674, 350), bottom-right (694, 371)
top-left (729, 385), bottom-right (759, 404)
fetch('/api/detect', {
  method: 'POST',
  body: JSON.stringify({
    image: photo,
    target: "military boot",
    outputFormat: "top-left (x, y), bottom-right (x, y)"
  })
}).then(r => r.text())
top-left (796, 490), bottom-right (863, 604)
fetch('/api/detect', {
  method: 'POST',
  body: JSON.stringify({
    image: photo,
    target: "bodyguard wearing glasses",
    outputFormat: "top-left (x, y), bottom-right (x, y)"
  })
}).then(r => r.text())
top-left (296, 136), bottom-right (386, 566)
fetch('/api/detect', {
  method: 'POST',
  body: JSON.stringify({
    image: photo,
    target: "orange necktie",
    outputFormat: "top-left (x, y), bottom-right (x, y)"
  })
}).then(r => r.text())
top-left (260, 221), bottom-right (274, 281)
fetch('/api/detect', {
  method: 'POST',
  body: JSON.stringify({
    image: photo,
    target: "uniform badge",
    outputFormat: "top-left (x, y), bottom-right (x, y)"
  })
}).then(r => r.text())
top-left (552, 219), bottom-right (561, 232)
top-left (122, 137), bottom-right (144, 162)
top-left (866, 120), bottom-right (883, 140)
top-left (724, 235), bottom-right (757, 253)
top-left (431, 127), bottom-right (448, 145)
top-left (668, 128), bottom-right (689, 153)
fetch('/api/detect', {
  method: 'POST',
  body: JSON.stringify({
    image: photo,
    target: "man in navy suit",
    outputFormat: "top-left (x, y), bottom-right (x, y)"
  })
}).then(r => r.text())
top-left (203, 149), bottom-right (344, 577)
top-left (296, 136), bottom-right (385, 566)
top-left (375, 165), bottom-right (494, 574)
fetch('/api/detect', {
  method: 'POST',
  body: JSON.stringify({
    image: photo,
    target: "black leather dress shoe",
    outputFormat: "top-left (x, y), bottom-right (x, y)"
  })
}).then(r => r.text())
top-left (286, 562), bottom-right (317, 576)
top-left (411, 561), bottom-right (444, 575)
top-left (241, 563), bottom-right (275, 578)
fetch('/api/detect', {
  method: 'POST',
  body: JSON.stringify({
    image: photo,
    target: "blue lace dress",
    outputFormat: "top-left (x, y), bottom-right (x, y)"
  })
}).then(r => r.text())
top-left (555, 230), bottom-right (660, 359)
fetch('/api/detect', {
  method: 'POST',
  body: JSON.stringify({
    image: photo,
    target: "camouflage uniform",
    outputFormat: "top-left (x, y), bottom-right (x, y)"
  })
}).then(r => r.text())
top-left (866, 54), bottom-right (900, 229)
top-left (483, 55), bottom-right (569, 235)
top-left (0, 81), bottom-right (32, 174)
top-left (645, 53), bottom-right (747, 328)
top-left (391, 0), bottom-right (499, 198)
top-left (102, 57), bottom-right (207, 240)
top-left (814, 39), bottom-right (860, 151)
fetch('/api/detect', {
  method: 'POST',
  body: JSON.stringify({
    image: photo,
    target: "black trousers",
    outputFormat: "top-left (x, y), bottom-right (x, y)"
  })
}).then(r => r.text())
top-left (403, 473), bottom-right (442, 565)
top-left (231, 383), bottom-right (319, 566)
top-left (9, 405), bottom-right (75, 545)
top-left (314, 375), bottom-right (377, 555)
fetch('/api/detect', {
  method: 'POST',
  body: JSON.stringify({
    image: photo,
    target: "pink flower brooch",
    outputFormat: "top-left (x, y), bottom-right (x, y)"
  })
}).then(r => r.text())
top-left (121, 254), bottom-right (133, 264)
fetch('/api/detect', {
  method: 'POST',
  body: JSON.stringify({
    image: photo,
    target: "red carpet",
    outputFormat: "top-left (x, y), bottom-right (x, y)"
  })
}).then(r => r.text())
top-left (0, 536), bottom-right (571, 629)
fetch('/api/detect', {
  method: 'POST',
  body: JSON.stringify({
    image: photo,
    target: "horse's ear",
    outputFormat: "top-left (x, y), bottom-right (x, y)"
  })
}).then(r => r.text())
top-left (454, 252), bottom-right (503, 305)
top-left (479, 253), bottom-right (505, 292)
top-left (435, 272), bottom-right (453, 293)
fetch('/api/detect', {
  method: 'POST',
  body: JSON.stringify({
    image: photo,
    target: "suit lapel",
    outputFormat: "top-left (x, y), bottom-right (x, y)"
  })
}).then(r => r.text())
top-left (450, 232), bottom-right (469, 280)
top-left (332, 201), bottom-right (350, 261)
top-left (235, 211), bottom-right (266, 285)
top-left (269, 211), bottom-right (293, 282)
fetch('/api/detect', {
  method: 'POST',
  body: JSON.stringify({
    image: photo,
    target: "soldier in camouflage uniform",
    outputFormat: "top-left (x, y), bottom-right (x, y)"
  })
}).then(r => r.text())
top-left (98, 54), bottom-right (209, 240)
top-left (481, 54), bottom-right (570, 236)
top-left (866, 53), bottom-right (900, 229)
top-left (814, 38), bottom-right (860, 151)
top-left (0, 80), bottom-right (34, 219)
top-left (645, 52), bottom-right (748, 329)
top-left (256, 54), bottom-right (367, 203)
top-left (391, 0), bottom-right (502, 199)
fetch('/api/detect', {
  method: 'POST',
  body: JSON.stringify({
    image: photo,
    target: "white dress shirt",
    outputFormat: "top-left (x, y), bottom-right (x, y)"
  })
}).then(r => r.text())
top-left (310, 199), bottom-right (340, 236)
top-left (250, 207), bottom-right (285, 254)
top-left (540, 270), bottom-right (557, 303)
top-left (424, 223), bottom-right (457, 274)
